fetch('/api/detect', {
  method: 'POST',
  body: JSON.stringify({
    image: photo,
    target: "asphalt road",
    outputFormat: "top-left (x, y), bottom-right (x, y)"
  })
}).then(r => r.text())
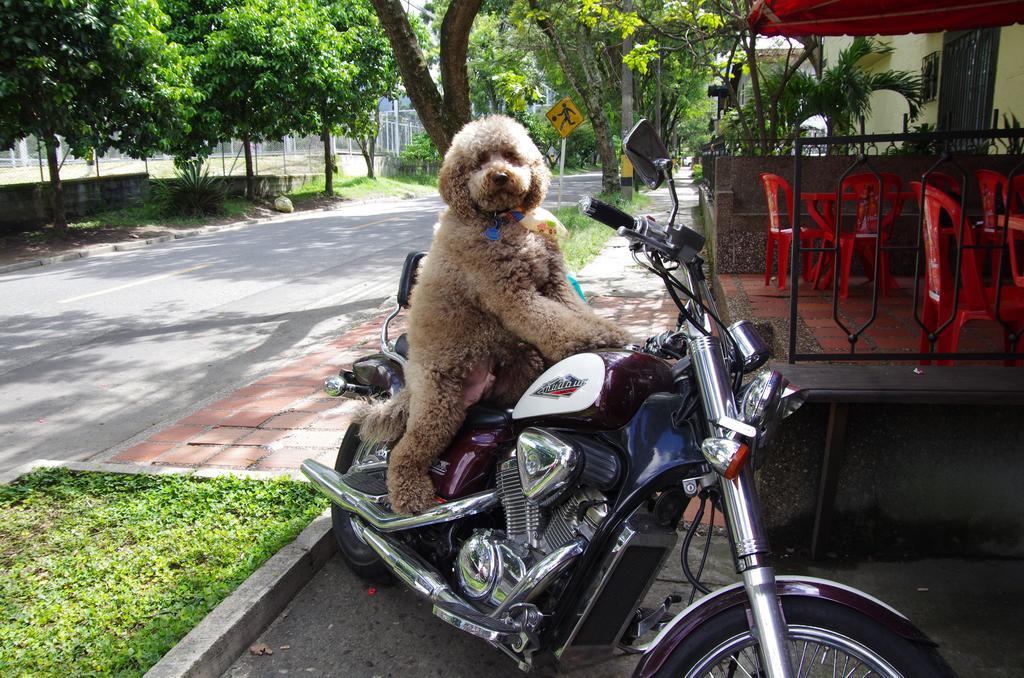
top-left (0, 172), bottom-right (603, 474)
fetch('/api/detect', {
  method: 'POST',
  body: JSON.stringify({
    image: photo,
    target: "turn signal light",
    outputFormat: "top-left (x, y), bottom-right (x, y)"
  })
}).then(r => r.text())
top-left (723, 443), bottom-right (750, 480)
top-left (701, 437), bottom-right (750, 479)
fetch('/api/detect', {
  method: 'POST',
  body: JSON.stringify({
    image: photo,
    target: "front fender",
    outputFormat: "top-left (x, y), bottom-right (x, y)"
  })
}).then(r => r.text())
top-left (633, 575), bottom-right (934, 677)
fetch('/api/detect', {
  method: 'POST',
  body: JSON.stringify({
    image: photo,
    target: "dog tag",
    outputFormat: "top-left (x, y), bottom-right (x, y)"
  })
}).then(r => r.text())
top-left (484, 226), bottom-right (500, 241)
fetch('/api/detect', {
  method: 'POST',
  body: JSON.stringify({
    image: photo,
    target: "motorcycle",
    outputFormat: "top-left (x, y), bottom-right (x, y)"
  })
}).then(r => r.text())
top-left (301, 120), bottom-right (953, 677)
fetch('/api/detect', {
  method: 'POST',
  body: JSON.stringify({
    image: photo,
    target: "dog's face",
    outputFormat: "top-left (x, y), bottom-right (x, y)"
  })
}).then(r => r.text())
top-left (438, 116), bottom-right (551, 222)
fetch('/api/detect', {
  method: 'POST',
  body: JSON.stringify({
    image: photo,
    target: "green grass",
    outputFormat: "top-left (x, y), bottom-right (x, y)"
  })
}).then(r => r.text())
top-left (70, 198), bottom-right (251, 231)
top-left (0, 468), bottom-right (329, 677)
top-left (287, 173), bottom-right (437, 204)
top-left (556, 192), bottom-right (652, 272)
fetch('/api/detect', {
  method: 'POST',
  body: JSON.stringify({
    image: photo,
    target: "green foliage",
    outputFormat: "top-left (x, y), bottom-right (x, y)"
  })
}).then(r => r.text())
top-left (286, 174), bottom-right (437, 203)
top-left (467, 13), bottom-right (544, 115)
top-left (399, 132), bottom-right (442, 163)
top-left (0, 0), bottom-right (191, 158)
top-left (721, 37), bottom-right (923, 154)
top-left (151, 160), bottom-right (227, 216)
top-left (691, 163), bottom-right (703, 183)
top-left (0, 468), bottom-right (328, 676)
top-left (556, 191), bottom-right (650, 271)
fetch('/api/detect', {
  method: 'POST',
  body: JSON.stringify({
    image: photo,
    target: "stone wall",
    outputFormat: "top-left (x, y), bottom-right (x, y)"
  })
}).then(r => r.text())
top-left (218, 173), bottom-right (319, 199)
top-left (705, 154), bottom-right (1024, 274)
top-left (761, 400), bottom-right (1024, 557)
top-left (0, 173), bottom-right (151, 228)
top-left (0, 172), bottom-right (320, 230)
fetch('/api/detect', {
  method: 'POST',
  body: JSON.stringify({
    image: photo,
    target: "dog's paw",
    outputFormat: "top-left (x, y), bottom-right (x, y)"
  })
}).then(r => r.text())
top-left (578, 322), bottom-right (631, 351)
top-left (388, 473), bottom-right (438, 515)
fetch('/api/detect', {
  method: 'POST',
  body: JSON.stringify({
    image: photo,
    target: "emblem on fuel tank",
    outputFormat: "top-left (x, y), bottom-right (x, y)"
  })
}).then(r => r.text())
top-left (532, 374), bottom-right (588, 398)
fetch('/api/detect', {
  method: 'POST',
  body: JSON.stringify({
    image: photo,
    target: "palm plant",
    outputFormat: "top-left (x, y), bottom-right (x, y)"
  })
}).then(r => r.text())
top-left (721, 37), bottom-right (923, 152)
top-left (152, 160), bottom-right (227, 217)
top-left (810, 37), bottom-right (923, 136)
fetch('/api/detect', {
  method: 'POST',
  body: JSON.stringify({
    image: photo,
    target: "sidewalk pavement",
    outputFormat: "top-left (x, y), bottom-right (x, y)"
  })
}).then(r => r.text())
top-left (107, 188), bottom-right (691, 475)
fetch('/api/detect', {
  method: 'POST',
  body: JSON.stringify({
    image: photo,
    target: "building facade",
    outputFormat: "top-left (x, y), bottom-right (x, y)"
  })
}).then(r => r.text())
top-left (823, 25), bottom-right (1024, 134)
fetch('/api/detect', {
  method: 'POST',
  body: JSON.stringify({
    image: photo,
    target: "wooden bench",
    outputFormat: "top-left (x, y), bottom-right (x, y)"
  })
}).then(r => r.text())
top-left (773, 363), bottom-right (1024, 558)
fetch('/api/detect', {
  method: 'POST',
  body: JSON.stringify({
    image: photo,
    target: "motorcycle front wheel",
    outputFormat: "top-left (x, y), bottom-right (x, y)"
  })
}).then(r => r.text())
top-left (651, 597), bottom-right (955, 677)
top-left (331, 423), bottom-right (392, 583)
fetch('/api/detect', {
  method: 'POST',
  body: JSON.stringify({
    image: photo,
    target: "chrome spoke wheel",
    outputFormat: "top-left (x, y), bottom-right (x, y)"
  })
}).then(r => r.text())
top-left (687, 625), bottom-right (903, 678)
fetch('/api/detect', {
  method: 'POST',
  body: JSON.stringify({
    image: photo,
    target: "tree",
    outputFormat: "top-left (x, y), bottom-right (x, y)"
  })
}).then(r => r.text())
top-left (198, 0), bottom-right (316, 199)
top-left (0, 0), bottom-right (189, 232)
top-left (367, 0), bottom-right (483, 154)
top-left (634, 0), bottom-right (820, 155)
top-left (524, 0), bottom-right (637, 195)
top-left (467, 13), bottom-right (544, 115)
top-left (320, 1), bottom-right (399, 184)
top-left (719, 37), bottom-right (923, 151)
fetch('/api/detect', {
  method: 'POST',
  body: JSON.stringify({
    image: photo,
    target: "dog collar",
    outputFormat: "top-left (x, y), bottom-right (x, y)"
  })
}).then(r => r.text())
top-left (486, 207), bottom-right (568, 241)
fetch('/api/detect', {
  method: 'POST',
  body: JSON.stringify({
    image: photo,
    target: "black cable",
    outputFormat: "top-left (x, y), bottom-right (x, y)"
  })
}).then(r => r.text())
top-left (690, 501), bottom-right (717, 606)
top-left (681, 495), bottom-right (712, 601)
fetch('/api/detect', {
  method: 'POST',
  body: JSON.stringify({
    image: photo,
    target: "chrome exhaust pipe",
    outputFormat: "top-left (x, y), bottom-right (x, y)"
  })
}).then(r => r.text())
top-left (301, 459), bottom-right (500, 532)
top-left (350, 517), bottom-right (517, 644)
top-left (349, 517), bottom-right (462, 604)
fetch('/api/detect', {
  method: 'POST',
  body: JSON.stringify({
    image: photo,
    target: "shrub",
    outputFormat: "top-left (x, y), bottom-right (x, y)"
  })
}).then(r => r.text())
top-left (691, 163), bottom-right (703, 183)
top-left (152, 160), bottom-right (226, 216)
top-left (399, 132), bottom-right (441, 163)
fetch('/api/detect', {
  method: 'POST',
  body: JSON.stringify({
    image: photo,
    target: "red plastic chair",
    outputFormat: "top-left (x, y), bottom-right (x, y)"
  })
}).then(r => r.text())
top-left (830, 172), bottom-right (903, 299)
top-left (976, 169), bottom-right (1024, 287)
top-left (911, 182), bottom-right (1024, 364)
top-left (760, 173), bottom-right (828, 289)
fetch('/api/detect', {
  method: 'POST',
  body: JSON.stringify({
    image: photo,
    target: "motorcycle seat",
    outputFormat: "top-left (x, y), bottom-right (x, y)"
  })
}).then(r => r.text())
top-left (394, 333), bottom-right (410, 359)
top-left (464, 404), bottom-right (513, 429)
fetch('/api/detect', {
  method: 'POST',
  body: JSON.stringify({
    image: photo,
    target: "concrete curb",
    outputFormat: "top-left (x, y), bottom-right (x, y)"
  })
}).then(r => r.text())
top-left (0, 458), bottom-right (306, 485)
top-left (0, 191), bottom-right (440, 276)
top-left (145, 513), bottom-right (336, 678)
top-left (3, 458), bottom-right (335, 678)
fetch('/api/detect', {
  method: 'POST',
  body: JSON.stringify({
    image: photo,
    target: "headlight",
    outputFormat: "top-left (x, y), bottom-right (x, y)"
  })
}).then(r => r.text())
top-left (516, 428), bottom-right (580, 507)
top-left (740, 370), bottom-right (794, 452)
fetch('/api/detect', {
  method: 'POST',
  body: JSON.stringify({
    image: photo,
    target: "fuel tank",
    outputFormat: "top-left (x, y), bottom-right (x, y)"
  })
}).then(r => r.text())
top-left (512, 350), bottom-right (673, 429)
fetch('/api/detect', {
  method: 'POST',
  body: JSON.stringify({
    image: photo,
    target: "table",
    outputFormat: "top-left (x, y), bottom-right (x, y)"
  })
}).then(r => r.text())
top-left (797, 191), bottom-right (913, 296)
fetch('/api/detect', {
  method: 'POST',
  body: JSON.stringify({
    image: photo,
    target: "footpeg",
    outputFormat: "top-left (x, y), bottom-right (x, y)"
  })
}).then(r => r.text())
top-left (432, 600), bottom-right (519, 643)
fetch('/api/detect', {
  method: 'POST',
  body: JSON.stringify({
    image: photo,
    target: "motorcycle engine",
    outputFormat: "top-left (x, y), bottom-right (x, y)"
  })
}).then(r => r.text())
top-left (455, 452), bottom-right (607, 608)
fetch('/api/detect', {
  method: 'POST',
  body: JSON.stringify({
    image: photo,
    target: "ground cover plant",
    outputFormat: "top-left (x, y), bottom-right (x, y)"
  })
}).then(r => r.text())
top-left (286, 173), bottom-right (437, 204)
top-left (555, 191), bottom-right (650, 272)
top-left (0, 468), bottom-right (329, 676)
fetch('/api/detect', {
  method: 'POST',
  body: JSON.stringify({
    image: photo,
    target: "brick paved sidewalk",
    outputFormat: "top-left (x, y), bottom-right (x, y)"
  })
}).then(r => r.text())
top-left (110, 258), bottom-right (678, 474)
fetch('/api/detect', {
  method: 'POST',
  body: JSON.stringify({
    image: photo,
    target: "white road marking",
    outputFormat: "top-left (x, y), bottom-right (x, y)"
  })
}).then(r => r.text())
top-left (58, 263), bottom-right (212, 304)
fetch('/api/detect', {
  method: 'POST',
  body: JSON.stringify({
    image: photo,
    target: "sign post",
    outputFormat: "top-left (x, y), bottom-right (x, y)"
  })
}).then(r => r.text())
top-left (545, 96), bottom-right (584, 208)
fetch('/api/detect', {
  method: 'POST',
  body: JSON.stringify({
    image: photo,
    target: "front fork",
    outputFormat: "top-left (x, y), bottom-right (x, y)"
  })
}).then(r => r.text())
top-left (720, 467), bottom-right (794, 678)
top-left (682, 264), bottom-right (795, 678)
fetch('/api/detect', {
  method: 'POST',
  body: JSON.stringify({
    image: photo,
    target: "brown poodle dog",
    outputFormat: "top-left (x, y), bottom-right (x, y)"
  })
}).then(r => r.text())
top-left (357, 115), bottom-right (629, 514)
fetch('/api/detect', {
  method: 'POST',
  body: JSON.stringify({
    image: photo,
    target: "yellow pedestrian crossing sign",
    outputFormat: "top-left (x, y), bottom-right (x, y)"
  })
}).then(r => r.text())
top-left (546, 97), bottom-right (584, 138)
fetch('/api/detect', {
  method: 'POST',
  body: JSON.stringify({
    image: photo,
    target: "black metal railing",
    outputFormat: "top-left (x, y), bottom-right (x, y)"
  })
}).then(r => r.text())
top-left (788, 127), bottom-right (1024, 364)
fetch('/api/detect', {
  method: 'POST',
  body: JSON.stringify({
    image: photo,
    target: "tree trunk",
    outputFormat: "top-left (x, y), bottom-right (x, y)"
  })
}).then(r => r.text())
top-left (44, 135), bottom-right (67, 234)
top-left (532, 6), bottom-right (619, 196)
top-left (367, 0), bottom-right (481, 154)
top-left (357, 135), bottom-right (376, 179)
top-left (322, 123), bottom-right (334, 196)
top-left (243, 136), bottom-right (255, 200)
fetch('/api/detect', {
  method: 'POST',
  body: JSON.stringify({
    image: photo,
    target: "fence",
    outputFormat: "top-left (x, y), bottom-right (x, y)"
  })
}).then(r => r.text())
top-left (1, 112), bottom-right (428, 187)
top-left (785, 127), bottom-right (1024, 364)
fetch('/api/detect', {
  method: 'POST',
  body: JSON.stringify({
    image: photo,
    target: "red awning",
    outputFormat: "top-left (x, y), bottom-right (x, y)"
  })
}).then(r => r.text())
top-left (749, 0), bottom-right (1024, 37)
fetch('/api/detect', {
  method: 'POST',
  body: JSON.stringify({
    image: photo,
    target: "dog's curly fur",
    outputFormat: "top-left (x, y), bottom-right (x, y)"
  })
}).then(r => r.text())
top-left (357, 115), bottom-right (630, 514)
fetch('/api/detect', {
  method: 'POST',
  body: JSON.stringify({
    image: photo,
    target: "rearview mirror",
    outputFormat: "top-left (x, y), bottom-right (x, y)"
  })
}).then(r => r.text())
top-left (623, 119), bottom-right (671, 190)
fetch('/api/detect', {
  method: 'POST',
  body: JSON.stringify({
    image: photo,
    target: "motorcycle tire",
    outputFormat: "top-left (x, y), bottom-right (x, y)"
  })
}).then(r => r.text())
top-left (331, 423), bottom-right (393, 583)
top-left (649, 597), bottom-right (956, 678)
